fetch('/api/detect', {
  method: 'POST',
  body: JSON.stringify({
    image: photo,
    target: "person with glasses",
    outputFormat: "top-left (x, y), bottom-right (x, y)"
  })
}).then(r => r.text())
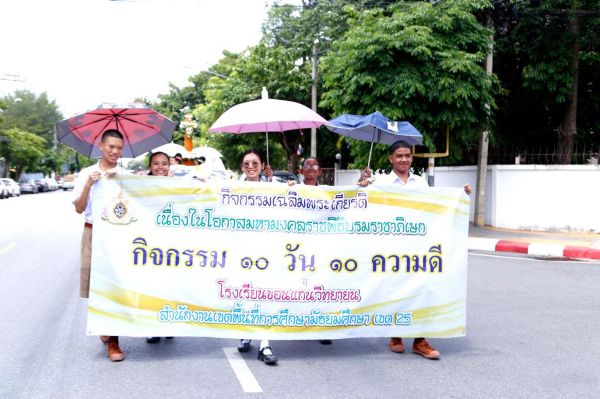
top-left (237, 149), bottom-right (277, 364)
top-left (298, 157), bottom-right (334, 346)
top-left (300, 156), bottom-right (322, 186)
top-left (239, 149), bottom-right (273, 182)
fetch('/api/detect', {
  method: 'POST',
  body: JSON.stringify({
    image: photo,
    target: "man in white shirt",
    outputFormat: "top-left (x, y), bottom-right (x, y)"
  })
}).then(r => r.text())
top-left (72, 129), bottom-right (126, 362)
top-left (300, 156), bottom-right (322, 186)
top-left (359, 140), bottom-right (471, 360)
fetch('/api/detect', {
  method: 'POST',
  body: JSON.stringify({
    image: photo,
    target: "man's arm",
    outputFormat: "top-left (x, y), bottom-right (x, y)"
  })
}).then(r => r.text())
top-left (73, 171), bottom-right (102, 214)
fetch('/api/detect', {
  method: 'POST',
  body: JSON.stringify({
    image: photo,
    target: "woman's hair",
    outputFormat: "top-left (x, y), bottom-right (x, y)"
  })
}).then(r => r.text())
top-left (147, 151), bottom-right (170, 175)
top-left (240, 149), bottom-right (264, 163)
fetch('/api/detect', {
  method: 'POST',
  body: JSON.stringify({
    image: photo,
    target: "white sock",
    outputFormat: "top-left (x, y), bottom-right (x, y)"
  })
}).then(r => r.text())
top-left (259, 340), bottom-right (272, 355)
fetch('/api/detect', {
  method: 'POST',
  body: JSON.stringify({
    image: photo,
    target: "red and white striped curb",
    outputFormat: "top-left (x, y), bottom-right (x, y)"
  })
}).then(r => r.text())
top-left (468, 237), bottom-right (600, 260)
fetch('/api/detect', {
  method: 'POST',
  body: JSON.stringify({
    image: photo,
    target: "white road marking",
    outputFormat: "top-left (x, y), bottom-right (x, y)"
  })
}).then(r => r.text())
top-left (223, 347), bottom-right (263, 393)
top-left (0, 242), bottom-right (17, 255)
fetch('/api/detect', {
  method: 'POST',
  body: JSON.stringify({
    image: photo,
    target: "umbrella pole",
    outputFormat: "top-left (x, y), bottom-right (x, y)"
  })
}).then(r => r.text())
top-left (367, 128), bottom-right (377, 170)
top-left (265, 132), bottom-right (270, 165)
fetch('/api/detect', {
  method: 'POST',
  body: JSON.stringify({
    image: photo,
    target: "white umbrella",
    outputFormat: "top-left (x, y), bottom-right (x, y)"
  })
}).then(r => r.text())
top-left (208, 87), bottom-right (327, 164)
top-left (191, 146), bottom-right (223, 160)
top-left (152, 142), bottom-right (193, 158)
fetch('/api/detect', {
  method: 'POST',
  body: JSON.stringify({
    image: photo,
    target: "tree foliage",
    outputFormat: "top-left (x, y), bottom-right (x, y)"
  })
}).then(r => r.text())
top-left (147, 0), bottom-right (598, 170)
top-left (0, 90), bottom-right (76, 177)
top-left (320, 0), bottom-right (496, 170)
top-left (196, 44), bottom-right (310, 171)
top-left (493, 0), bottom-right (600, 161)
top-left (0, 128), bottom-right (47, 177)
top-left (154, 1), bottom-right (363, 172)
top-left (0, 90), bottom-right (62, 146)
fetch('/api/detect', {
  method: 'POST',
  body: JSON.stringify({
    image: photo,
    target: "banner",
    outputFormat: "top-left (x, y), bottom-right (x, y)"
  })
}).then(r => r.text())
top-left (88, 175), bottom-right (469, 339)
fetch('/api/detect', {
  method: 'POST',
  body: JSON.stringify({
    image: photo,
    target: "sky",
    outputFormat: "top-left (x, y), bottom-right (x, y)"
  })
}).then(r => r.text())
top-left (0, 0), bottom-right (299, 118)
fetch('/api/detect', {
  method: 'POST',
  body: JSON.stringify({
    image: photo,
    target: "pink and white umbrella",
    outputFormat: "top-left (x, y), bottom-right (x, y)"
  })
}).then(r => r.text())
top-left (208, 88), bottom-right (327, 164)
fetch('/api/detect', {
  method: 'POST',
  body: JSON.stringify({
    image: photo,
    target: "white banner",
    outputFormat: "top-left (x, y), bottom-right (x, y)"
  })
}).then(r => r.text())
top-left (88, 175), bottom-right (469, 339)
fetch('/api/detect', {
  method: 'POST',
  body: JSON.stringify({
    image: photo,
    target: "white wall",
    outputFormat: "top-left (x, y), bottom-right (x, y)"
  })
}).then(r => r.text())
top-left (334, 169), bottom-right (361, 186)
top-left (336, 165), bottom-right (600, 232)
top-left (435, 165), bottom-right (600, 233)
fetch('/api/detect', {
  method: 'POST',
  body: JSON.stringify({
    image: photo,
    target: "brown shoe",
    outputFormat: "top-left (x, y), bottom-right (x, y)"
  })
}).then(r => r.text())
top-left (100, 335), bottom-right (110, 344)
top-left (389, 337), bottom-right (404, 353)
top-left (412, 338), bottom-right (440, 359)
top-left (107, 338), bottom-right (125, 362)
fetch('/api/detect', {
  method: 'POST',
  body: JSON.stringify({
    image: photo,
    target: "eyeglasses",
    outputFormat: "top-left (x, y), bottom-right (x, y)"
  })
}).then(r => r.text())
top-left (303, 164), bottom-right (320, 170)
top-left (241, 161), bottom-right (260, 168)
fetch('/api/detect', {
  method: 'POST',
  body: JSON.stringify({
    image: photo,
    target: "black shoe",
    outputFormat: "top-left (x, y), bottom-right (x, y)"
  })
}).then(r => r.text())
top-left (319, 340), bottom-right (332, 345)
top-left (257, 347), bottom-right (278, 365)
top-left (238, 339), bottom-right (251, 352)
top-left (165, 337), bottom-right (174, 340)
top-left (146, 337), bottom-right (160, 344)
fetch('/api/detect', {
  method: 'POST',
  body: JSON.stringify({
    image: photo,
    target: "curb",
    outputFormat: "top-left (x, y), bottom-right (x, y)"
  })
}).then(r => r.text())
top-left (468, 237), bottom-right (600, 261)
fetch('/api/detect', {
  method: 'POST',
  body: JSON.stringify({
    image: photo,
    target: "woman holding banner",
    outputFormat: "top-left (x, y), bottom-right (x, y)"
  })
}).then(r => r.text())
top-left (145, 151), bottom-right (176, 344)
top-left (237, 149), bottom-right (278, 365)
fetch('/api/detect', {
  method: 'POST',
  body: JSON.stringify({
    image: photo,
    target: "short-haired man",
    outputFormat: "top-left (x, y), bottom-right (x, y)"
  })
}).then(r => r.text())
top-left (72, 129), bottom-right (127, 362)
top-left (360, 140), bottom-right (471, 360)
top-left (300, 156), bottom-right (333, 345)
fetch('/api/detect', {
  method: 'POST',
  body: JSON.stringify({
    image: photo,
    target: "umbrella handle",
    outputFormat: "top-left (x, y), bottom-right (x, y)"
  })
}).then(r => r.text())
top-left (367, 140), bottom-right (374, 169)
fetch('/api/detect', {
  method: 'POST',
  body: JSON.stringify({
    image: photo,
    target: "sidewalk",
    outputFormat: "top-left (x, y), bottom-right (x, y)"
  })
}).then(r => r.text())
top-left (468, 224), bottom-right (600, 261)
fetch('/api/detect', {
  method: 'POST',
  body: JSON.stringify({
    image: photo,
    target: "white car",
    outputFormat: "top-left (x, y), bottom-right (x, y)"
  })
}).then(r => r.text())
top-left (43, 177), bottom-right (58, 191)
top-left (0, 178), bottom-right (20, 197)
top-left (0, 180), bottom-right (9, 199)
top-left (62, 174), bottom-right (75, 190)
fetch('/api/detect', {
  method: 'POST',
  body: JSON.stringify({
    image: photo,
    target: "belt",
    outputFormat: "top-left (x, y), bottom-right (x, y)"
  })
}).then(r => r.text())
top-left (84, 222), bottom-right (93, 229)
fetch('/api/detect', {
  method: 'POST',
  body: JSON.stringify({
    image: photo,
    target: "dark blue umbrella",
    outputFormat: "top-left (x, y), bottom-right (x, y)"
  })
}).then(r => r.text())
top-left (326, 111), bottom-right (423, 168)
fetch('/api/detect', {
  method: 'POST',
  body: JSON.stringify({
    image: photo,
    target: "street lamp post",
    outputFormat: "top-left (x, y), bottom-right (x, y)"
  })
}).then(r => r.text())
top-left (310, 39), bottom-right (318, 158)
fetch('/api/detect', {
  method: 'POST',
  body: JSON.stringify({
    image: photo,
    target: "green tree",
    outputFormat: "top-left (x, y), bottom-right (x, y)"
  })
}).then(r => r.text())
top-left (261, 0), bottom-right (373, 169)
top-left (320, 0), bottom-right (496, 170)
top-left (0, 128), bottom-right (47, 177)
top-left (197, 44), bottom-right (313, 171)
top-left (0, 90), bottom-right (68, 177)
top-left (493, 0), bottom-right (600, 163)
top-left (153, 1), bottom-right (411, 171)
top-left (0, 90), bottom-right (62, 147)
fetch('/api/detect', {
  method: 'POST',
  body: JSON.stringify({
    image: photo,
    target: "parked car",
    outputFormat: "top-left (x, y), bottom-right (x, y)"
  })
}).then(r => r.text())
top-left (19, 178), bottom-right (39, 194)
top-left (62, 174), bottom-right (75, 190)
top-left (34, 179), bottom-right (50, 192)
top-left (272, 171), bottom-right (299, 183)
top-left (43, 177), bottom-right (59, 191)
top-left (1, 178), bottom-right (21, 197)
top-left (0, 180), bottom-right (9, 199)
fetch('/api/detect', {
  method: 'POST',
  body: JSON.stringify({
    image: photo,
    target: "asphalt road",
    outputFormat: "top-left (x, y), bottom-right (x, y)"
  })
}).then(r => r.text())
top-left (1, 191), bottom-right (599, 399)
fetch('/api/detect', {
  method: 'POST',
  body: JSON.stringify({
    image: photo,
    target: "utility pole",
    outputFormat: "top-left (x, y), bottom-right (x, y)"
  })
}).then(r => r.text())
top-left (310, 40), bottom-right (318, 158)
top-left (474, 14), bottom-right (494, 226)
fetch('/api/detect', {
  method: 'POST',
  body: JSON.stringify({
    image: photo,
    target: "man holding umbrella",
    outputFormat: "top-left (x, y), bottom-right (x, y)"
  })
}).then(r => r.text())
top-left (360, 140), bottom-right (471, 360)
top-left (72, 129), bottom-right (128, 362)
